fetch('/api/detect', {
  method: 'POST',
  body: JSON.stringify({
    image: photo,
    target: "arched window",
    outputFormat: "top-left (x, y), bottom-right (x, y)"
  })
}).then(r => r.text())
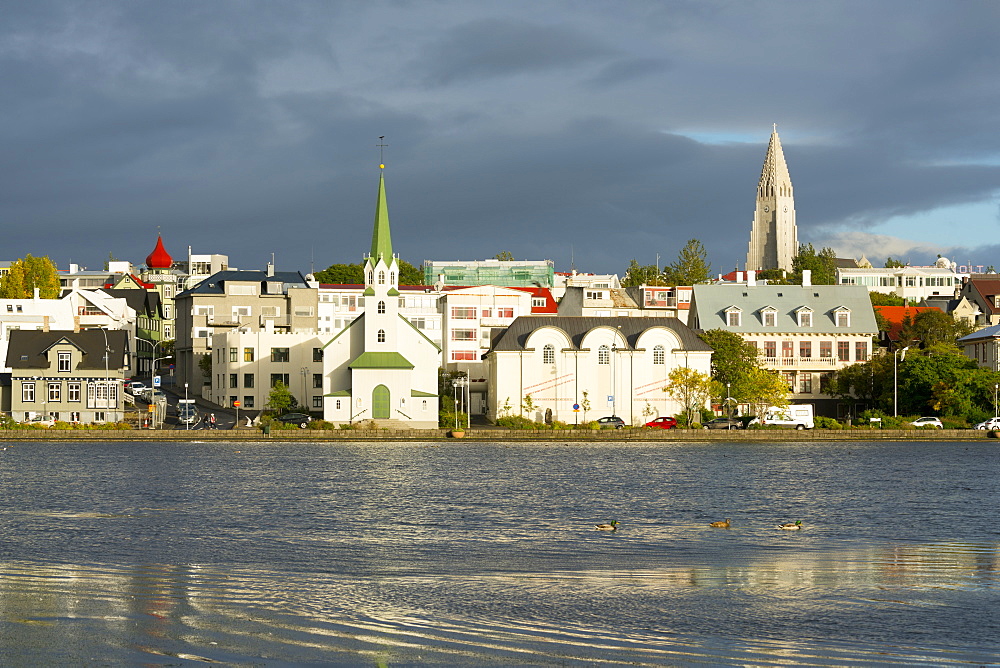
top-left (378, 271), bottom-right (386, 285)
top-left (598, 345), bottom-right (610, 365)
top-left (368, 270), bottom-right (373, 284)
top-left (377, 300), bottom-right (386, 314)
top-left (390, 271), bottom-right (395, 284)
top-left (543, 344), bottom-right (555, 364)
top-left (653, 345), bottom-right (665, 364)
top-left (377, 329), bottom-right (386, 343)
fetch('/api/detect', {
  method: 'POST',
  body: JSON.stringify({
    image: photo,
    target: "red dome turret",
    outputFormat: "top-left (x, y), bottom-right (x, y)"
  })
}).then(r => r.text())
top-left (145, 235), bottom-right (173, 269)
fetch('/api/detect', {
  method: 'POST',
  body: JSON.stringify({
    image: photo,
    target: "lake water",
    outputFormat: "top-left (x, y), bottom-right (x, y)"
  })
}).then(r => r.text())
top-left (0, 440), bottom-right (998, 666)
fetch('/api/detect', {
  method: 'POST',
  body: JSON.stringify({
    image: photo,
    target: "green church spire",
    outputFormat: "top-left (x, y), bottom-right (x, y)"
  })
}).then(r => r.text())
top-left (369, 168), bottom-right (393, 262)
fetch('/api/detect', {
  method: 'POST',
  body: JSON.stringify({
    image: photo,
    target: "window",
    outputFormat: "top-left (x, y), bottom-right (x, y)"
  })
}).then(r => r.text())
top-left (70, 411), bottom-right (80, 422)
top-left (312, 396), bottom-right (323, 409)
top-left (653, 345), bottom-right (665, 364)
top-left (164, 285), bottom-right (173, 298)
top-left (855, 341), bottom-right (869, 361)
top-left (261, 306), bottom-right (279, 317)
top-left (368, 270), bottom-right (374, 284)
top-left (532, 298), bottom-right (546, 308)
top-left (193, 306), bottom-right (214, 316)
top-left (836, 309), bottom-right (851, 327)
top-left (598, 345), bottom-right (610, 365)
top-left (232, 306), bottom-right (251, 318)
top-left (22, 382), bottom-right (35, 402)
top-left (243, 396), bottom-right (254, 408)
top-left (543, 344), bottom-right (555, 364)
top-left (48, 383), bottom-right (60, 402)
top-left (377, 329), bottom-right (386, 343)
top-left (762, 309), bottom-right (776, 327)
top-left (799, 373), bottom-right (813, 394)
top-left (58, 351), bottom-right (71, 372)
top-left (271, 348), bottom-right (289, 363)
top-left (451, 351), bottom-right (477, 361)
top-left (379, 270), bottom-right (385, 285)
top-left (838, 341), bottom-right (850, 361)
top-left (163, 306), bottom-right (172, 319)
top-left (313, 374), bottom-right (322, 389)
top-left (163, 324), bottom-right (172, 339)
top-left (764, 341), bottom-right (777, 358)
top-left (799, 341), bottom-right (812, 358)
top-left (230, 373), bottom-right (238, 388)
top-left (782, 340), bottom-right (794, 358)
top-left (195, 328), bottom-right (211, 339)
top-left (497, 307), bottom-right (514, 318)
top-left (244, 374), bottom-right (254, 388)
top-left (820, 341), bottom-right (833, 358)
top-left (313, 348), bottom-right (323, 362)
top-left (451, 329), bottom-right (477, 341)
top-left (270, 374), bottom-right (290, 387)
top-left (782, 372), bottom-right (795, 391)
top-left (336, 400), bottom-right (342, 410)
top-left (228, 285), bottom-right (257, 295)
top-left (68, 382), bottom-right (81, 402)
top-left (377, 300), bottom-right (386, 314)
top-left (451, 306), bottom-right (476, 319)
top-left (230, 347), bottom-right (238, 362)
top-left (244, 347), bottom-right (255, 362)
top-left (799, 310), bottom-right (812, 327)
top-left (481, 309), bottom-right (491, 318)
top-left (585, 290), bottom-right (605, 300)
top-left (390, 271), bottom-right (395, 284)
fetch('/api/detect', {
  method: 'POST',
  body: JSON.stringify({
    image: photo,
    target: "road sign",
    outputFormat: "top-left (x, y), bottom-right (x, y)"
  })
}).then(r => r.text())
top-left (572, 403), bottom-right (580, 411)
top-left (607, 395), bottom-right (614, 402)
top-left (147, 404), bottom-right (155, 412)
top-left (233, 400), bottom-right (241, 408)
top-left (153, 375), bottom-right (161, 387)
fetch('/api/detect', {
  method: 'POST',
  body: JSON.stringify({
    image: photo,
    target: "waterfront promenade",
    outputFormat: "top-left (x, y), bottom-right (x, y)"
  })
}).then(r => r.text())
top-left (0, 427), bottom-right (990, 442)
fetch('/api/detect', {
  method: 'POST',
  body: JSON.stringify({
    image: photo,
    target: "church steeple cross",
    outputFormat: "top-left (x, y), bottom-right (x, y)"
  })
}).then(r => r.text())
top-left (377, 136), bottom-right (388, 167)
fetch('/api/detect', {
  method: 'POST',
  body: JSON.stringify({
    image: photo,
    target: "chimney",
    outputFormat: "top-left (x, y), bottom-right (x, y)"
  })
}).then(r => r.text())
top-left (736, 271), bottom-right (744, 283)
top-left (802, 269), bottom-right (811, 287)
top-left (33, 287), bottom-right (40, 300)
top-left (746, 270), bottom-right (756, 287)
top-left (266, 262), bottom-right (274, 277)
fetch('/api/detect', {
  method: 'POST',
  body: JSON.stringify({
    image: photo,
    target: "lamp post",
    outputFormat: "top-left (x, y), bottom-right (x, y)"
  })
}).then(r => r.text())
top-left (185, 382), bottom-right (189, 430)
top-left (893, 345), bottom-right (910, 417)
top-left (136, 336), bottom-right (162, 378)
top-left (995, 383), bottom-right (998, 419)
top-left (99, 328), bottom-right (112, 421)
top-left (452, 375), bottom-right (468, 430)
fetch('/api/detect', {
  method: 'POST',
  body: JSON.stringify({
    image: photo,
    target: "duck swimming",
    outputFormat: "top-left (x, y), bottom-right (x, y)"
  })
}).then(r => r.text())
top-left (709, 519), bottom-right (731, 528)
top-left (595, 520), bottom-right (618, 531)
top-left (778, 520), bottom-right (803, 530)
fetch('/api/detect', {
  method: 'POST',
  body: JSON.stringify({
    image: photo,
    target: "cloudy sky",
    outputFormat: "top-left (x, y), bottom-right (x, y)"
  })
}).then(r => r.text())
top-left (3, 1), bottom-right (999, 278)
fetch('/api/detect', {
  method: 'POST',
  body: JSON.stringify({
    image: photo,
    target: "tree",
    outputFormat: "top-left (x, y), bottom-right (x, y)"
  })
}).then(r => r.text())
top-left (621, 259), bottom-right (666, 287)
top-left (266, 381), bottom-right (297, 415)
top-left (663, 239), bottom-right (711, 286)
top-left (664, 366), bottom-right (713, 426)
top-left (898, 310), bottom-right (974, 350)
top-left (885, 257), bottom-right (907, 268)
top-left (0, 254), bottom-right (60, 299)
top-left (314, 259), bottom-right (424, 285)
top-left (790, 243), bottom-right (837, 285)
top-left (698, 329), bottom-right (759, 390)
top-left (869, 292), bottom-right (906, 307)
top-left (740, 367), bottom-right (789, 418)
top-left (495, 251), bottom-right (514, 261)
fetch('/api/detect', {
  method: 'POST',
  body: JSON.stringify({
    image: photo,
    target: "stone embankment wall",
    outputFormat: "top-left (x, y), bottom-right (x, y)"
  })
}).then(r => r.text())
top-left (0, 428), bottom-right (989, 442)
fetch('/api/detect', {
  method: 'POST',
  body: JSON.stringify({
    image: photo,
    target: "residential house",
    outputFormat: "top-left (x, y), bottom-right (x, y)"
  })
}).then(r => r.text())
top-left (958, 274), bottom-right (1000, 326)
top-left (958, 325), bottom-right (1000, 372)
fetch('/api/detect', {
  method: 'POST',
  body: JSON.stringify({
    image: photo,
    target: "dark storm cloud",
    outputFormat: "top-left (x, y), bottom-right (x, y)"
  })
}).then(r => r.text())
top-left (414, 17), bottom-right (615, 85)
top-left (0, 1), bottom-right (998, 276)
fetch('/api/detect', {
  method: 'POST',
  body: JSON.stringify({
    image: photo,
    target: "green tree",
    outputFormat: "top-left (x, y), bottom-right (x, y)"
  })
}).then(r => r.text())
top-left (0, 254), bottom-right (60, 298)
top-left (664, 366), bottom-right (713, 426)
top-left (790, 243), bottom-right (837, 285)
top-left (663, 239), bottom-right (711, 286)
top-left (266, 381), bottom-right (297, 415)
top-left (869, 292), bottom-right (906, 306)
top-left (495, 251), bottom-right (514, 261)
top-left (314, 259), bottom-right (424, 285)
top-left (885, 257), bottom-right (907, 268)
top-left (898, 310), bottom-right (974, 350)
top-left (622, 259), bottom-right (666, 287)
top-left (698, 329), bottom-right (759, 390)
top-left (740, 367), bottom-right (789, 418)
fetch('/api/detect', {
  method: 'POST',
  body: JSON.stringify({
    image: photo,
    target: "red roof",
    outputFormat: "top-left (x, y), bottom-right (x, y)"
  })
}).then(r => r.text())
top-left (145, 235), bottom-right (173, 269)
top-left (873, 306), bottom-right (941, 341)
top-left (510, 286), bottom-right (558, 313)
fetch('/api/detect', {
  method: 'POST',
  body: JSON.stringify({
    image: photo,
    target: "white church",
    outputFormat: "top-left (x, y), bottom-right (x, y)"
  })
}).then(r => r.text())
top-left (321, 166), bottom-right (441, 428)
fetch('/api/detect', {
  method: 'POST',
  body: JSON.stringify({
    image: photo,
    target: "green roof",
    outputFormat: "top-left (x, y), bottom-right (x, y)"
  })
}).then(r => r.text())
top-left (350, 351), bottom-right (413, 369)
top-left (369, 171), bottom-right (393, 262)
top-left (325, 390), bottom-right (351, 397)
top-left (411, 390), bottom-right (436, 397)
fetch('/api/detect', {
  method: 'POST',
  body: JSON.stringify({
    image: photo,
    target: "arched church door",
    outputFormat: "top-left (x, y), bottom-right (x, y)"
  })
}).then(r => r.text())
top-left (372, 385), bottom-right (390, 419)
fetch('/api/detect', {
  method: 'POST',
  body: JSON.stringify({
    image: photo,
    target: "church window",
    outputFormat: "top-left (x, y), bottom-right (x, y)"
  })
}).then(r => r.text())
top-left (377, 329), bottom-right (386, 343)
top-left (368, 270), bottom-right (373, 284)
top-left (378, 301), bottom-right (386, 314)
top-left (543, 344), bottom-right (555, 364)
top-left (653, 345), bottom-right (664, 364)
top-left (390, 271), bottom-right (395, 284)
top-left (379, 271), bottom-right (386, 285)
top-left (598, 345), bottom-right (610, 365)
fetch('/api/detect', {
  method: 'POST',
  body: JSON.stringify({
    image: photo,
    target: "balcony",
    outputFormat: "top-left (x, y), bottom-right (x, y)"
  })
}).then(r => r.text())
top-left (760, 356), bottom-right (841, 368)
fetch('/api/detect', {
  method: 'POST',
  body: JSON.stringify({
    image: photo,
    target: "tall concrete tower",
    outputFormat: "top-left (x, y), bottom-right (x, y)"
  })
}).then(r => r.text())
top-left (746, 125), bottom-right (797, 272)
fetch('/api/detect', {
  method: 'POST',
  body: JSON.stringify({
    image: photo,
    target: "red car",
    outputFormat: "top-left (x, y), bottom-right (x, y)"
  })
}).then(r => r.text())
top-left (645, 417), bottom-right (678, 429)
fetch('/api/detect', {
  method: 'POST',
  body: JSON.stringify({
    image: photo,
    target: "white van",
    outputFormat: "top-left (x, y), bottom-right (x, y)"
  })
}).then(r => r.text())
top-left (755, 404), bottom-right (814, 430)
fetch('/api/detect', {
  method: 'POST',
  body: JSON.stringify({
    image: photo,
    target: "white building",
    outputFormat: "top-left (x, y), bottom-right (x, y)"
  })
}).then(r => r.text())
top-left (321, 167), bottom-right (440, 428)
top-left (837, 256), bottom-right (961, 302)
top-left (485, 316), bottom-right (712, 426)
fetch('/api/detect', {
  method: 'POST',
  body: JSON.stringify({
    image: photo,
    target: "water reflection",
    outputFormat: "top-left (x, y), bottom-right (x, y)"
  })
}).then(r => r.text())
top-left (0, 441), bottom-right (998, 665)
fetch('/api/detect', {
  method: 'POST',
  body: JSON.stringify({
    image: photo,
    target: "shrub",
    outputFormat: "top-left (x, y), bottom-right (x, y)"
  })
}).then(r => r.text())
top-left (495, 414), bottom-right (546, 429)
top-left (813, 416), bottom-right (842, 429)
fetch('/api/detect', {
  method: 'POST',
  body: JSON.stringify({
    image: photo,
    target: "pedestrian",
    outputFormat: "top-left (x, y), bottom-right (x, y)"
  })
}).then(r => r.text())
top-left (209, 413), bottom-right (216, 429)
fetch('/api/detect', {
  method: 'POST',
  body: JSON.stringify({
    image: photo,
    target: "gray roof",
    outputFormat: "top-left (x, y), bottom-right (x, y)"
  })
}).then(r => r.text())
top-left (102, 288), bottom-right (162, 317)
top-left (486, 316), bottom-right (712, 353)
top-left (177, 270), bottom-right (310, 297)
top-left (6, 329), bottom-right (129, 370)
top-left (958, 324), bottom-right (1000, 343)
top-left (690, 284), bottom-right (878, 334)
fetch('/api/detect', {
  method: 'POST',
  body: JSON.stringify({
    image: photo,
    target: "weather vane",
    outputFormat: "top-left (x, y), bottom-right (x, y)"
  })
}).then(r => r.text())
top-left (377, 136), bottom-right (387, 168)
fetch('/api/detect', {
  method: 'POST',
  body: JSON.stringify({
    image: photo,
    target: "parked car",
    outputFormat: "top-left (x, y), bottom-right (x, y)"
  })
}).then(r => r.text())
top-left (177, 405), bottom-right (199, 425)
top-left (910, 416), bottom-right (943, 429)
top-left (20, 415), bottom-right (55, 427)
top-left (127, 382), bottom-right (148, 395)
top-left (703, 417), bottom-right (743, 430)
top-left (596, 416), bottom-right (626, 429)
top-left (644, 416), bottom-right (678, 429)
top-left (276, 413), bottom-right (313, 428)
top-left (974, 417), bottom-right (1000, 430)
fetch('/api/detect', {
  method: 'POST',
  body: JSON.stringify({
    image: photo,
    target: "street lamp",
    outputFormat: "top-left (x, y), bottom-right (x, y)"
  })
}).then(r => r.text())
top-left (185, 382), bottom-right (189, 430)
top-left (136, 337), bottom-right (162, 378)
top-left (994, 383), bottom-right (998, 418)
top-left (893, 345), bottom-right (910, 417)
top-left (452, 375), bottom-right (469, 429)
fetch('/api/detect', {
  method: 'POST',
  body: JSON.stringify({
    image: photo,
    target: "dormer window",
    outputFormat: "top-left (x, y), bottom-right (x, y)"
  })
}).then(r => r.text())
top-left (761, 307), bottom-right (777, 327)
top-left (725, 306), bottom-right (741, 327)
top-left (797, 308), bottom-right (813, 328)
top-left (585, 290), bottom-right (605, 300)
top-left (835, 308), bottom-right (851, 327)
